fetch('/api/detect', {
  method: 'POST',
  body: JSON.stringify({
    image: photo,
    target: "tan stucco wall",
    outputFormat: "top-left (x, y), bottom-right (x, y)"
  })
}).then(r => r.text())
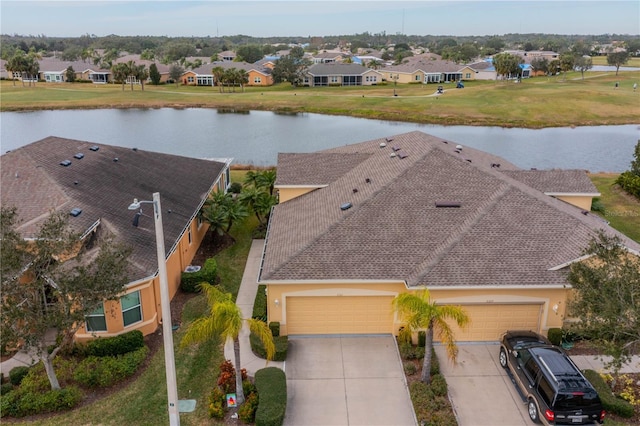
top-left (277, 186), bottom-right (320, 203)
top-left (247, 70), bottom-right (273, 86)
top-left (266, 282), bottom-right (569, 337)
top-left (553, 195), bottom-right (593, 211)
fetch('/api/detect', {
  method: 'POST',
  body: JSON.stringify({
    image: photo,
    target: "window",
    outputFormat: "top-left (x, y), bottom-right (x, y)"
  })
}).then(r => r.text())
top-left (253, 77), bottom-right (262, 84)
top-left (415, 75), bottom-right (421, 81)
top-left (188, 228), bottom-right (192, 245)
top-left (187, 76), bottom-right (194, 83)
top-left (197, 215), bottom-right (203, 229)
top-left (86, 304), bottom-right (107, 332)
top-left (537, 377), bottom-right (554, 406)
top-left (465, 73), bottom-right (472, 79)
top-left (330, 76), bottom-right (339, 83)
top-left (121, 291), bottom-right (142, 327)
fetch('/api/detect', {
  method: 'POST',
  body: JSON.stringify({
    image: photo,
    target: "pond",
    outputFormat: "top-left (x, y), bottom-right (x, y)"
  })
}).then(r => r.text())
top-left (1, 109), bottom-right (638, 172)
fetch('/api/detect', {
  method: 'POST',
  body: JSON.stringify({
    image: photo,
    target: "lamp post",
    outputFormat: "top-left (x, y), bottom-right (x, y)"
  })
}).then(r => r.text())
top-left (128, 193), bottom-right (180, 426)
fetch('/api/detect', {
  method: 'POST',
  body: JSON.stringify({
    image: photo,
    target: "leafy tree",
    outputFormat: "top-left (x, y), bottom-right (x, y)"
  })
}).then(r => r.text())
top-left (570, 40), bottom-right (592, 57)
top-left (255, 169), bottom-right (276, 196)
top-left (211, 66), bottom-right (225, 92)
top-left (272, 53), bottom-right (311, 86)
top-left (615, 140), bottom-right (640, 198)
top-left (140, 48), bottom-right (156, 61)
top-left (168, 64), bottom-right (184, 86)
top-left (485, 37), bottom-right (505, 51)
top-left (0, 208), bottom-right (131, 390)
top-left (65, 66), bottom-right (76, 82)
top-left (606, 50), bottom-right (630, 76)
top-left (60, 46), bottom-right (82, 61)
top-left (136, 64), bottom-right (148, 91)
top-left (6, 50), bottom-right (27, 86)
top-left (201, 191), bottom-right (248, 236)
top-left (629, 140), bottom-right (640, 176)
top-left (492, 52), bottom-right (522, 81)
top-left (149, 63), bottom-right (161, 85)
top-left (23, 52), bottom-right (40, 86)
top-left (236, 45), bottom-right (264, 64)
top-left (559, 52), bottom-right (576, 81)
top-left (530, 57), bottom-right (549, 76)
top-left (367, 59), bottom-right (383, 70)
top-left (180, 284), bottom-right (274, 405)
top-left (392, 290), bottom-right (469, 384)
top-left (567, 232), bottom-right (640, 375)
top-left (574, 55), bottom-right (593, 80)
top-left (111, 62), bottom-right (129, 90)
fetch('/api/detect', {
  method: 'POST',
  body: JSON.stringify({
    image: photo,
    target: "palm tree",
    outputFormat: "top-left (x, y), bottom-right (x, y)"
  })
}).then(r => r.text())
top-left (392, 290), bottom-right (469, 384)
top-left (201, 191), bottom-right (249, 235)
top-left (181, 284), bottom-right (275, 405)
top-left (211, 66), bottom-right (225, 93)
top-left (255, 169), bottom-right (277, 195)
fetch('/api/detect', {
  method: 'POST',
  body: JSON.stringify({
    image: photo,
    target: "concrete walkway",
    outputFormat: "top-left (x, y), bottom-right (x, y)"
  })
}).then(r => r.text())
top-left (0, 329), bottom-right (57, 375)
top-left (223, 239), bottom-right (284, 376)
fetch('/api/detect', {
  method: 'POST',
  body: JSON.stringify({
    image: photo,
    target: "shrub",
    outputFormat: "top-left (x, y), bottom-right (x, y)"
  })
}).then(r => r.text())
top-left (229, 182), bottom-right (243, 194)
top-left (216, 360), bottom-right (247, 394)
top-left (409, 381), bottom-right (456, 426)
top-left (430, 374), bottom-right (448, 397)
top-left (250, 333), bottom-right (288, 361)
top-left (9, 367), bottom-right (30, 386)
top-left (583, 370), bottom-right (634, 418)
top-left (0, 383), bottom-right (13, 396)
top-left (83, 330), bottom-right (144, 357)
top-left (252, 285), bottom-right (267, 322)
top-left (403, 362), bottom-right (417, 376)
top-left (418, 331), bottom-right (426, 347)
top-left (429, 348), bottom-right (441, 376)
top-left (208, 387), bottom-right (226, 419)
top-left (269, 322), bottom-right (280, 337)
top-left (180, 258), bottom-right (217, 293)
top-left (0, 386), bottom-right (83, 417)
top-left (243, 379), bottom-right (257, 398)
top-left (73, 346), bottom-right (148, 388)
top-left (255, 367), bottom-right (286, 426)
top-left (399, 342), bottom-right (425, 360)
top-left (547, 328), bottom-right (562, 346)
top-left (590, 198), bottom-right (605, 213)
top-left (238, 391), bottom-right (259, 423)
top-left (616, 171), bottom-right (640, 199)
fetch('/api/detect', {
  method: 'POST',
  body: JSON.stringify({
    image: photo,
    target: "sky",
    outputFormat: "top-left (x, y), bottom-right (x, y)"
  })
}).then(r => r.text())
top-left (1, 1), bottom-right (638, 38)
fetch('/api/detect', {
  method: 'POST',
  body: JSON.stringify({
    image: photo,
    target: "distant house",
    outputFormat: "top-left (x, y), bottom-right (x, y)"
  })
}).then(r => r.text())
top-left (1, 137), bottom-right (232, 342)
top-left (379, 56), bottom-right (466, 84)
top-left (182, 61), bottom-right (273, 87)
top-left (260, 131), bottom-right (639, 340)
top-left (311, 51), bottom-right (346, 64)
top-left (218, 50), bottom-right (237, 62)
top-left (303, 63), bottom-right (383, 87)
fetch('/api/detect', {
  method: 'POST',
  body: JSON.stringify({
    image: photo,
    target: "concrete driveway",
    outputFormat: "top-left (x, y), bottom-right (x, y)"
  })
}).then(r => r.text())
top-left (435, 344), bottom-right (531, 426)
top-left (283, 335), bottom-right (417, 426)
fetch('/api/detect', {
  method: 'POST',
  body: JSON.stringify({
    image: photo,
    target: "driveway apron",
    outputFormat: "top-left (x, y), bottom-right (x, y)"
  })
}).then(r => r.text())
top-left (435, 344), bottom-right (531, 426)
top-left (284, 335), bottom-right (417, 426)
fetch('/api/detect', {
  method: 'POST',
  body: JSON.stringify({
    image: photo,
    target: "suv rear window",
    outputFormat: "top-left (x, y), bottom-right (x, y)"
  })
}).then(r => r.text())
top-left (554, 391), bottom-right (601, 410)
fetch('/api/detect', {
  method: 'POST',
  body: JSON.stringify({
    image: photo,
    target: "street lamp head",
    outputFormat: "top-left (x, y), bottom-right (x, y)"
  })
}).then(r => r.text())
top-left (128, 198), bottom-right (141, 210)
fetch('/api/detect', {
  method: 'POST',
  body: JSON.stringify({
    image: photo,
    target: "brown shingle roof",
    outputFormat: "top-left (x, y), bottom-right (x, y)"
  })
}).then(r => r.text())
top-left (501, 170), bottom-right (599, 194)
top-left (1, 137), bottom-right (227, 281)
top-left (260, 131), bottom-right (639, 287)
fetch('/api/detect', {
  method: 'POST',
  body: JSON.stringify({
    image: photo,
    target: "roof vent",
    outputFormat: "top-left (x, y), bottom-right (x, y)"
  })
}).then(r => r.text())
top-left (89, 146), bottom-right (99, 151)
top-left (385, 137), bottom-right (394, 142)
top-left (74, 181), bottom-right (79, 185)
top-left (352, 188), bottom-right (358, 193)
top-left (390, 152), bottom-right (397, 158)
top-left (442, 140), bottom-right (448, 144)
top-left (379, 142), bottom-right (387, 148)
top-left (531, 168), bottom-right (537, 171)
top-left (74, 153), bottom-right (84, 159)
top-left (132, 147), bottom-right (138, 151)
top-left (340, 202), bottom-right (353, 211)
top-left (466, 159), bottom-right (472, 163)
top-left (581, 210), bottom-right (589, 215)
top-left (365, 178), bottom-right (371, 184)
top-left (397, 151), bottom-right (408, 159)
top-left (60, 160), bottom-right (71, 167)
top-left (435, 201), bottom-right (461, 208)
top-left (70, 208), bottom-right (82, 217)
top-left (491, 163), bottom-right (501, 168)
top-left (456, 145), bottom-right (463, 150)
top-left (392, 145), bottom-right (401, 151)
top-left (113, 157), bottom-right (119, 162)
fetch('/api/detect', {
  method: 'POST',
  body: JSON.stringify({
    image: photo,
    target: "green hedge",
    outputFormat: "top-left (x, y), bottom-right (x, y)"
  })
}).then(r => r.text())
top-left (269, 322), bottom-right (280, 337)
top-left (583, 370), bottom-right (634, 418)
top-left (180, 258), bottom-right (218, 293)
top-left (0, 386), bottom-right (83, 418)
top-left (73, 346), bottom-right (149, 388)
top-left (253, 285), bottom-right (267, 322)
top-left (250, 333), bottom-right (288, 361)
top-left (82, 330), bottom-right (144, 357)
top-left (255, 367), bottom-right (287, 426)
top-left (547, 328), bottom-right (562, 346)
top-left (9, 367), bottom-right (30, 386)
top-left (616, 171), bottom-right (640, 199)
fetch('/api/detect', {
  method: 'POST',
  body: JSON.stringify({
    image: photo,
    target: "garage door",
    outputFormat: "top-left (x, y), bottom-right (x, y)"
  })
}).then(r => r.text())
top-left (286, 296), bottom-right (394, 335)
top-left (444, 304), bottom-right (542, 342)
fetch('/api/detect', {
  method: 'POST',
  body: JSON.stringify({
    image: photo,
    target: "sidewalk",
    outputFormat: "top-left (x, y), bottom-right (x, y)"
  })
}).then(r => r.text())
top-left (223, 239), bottom-right (284, 376)
top-left (571, 354), bottom-right (640, 374)
top-left (0, 329), bottom-right (57, 375)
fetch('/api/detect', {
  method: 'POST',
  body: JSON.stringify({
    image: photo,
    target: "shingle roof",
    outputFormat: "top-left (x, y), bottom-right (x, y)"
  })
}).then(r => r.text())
top-left (1, 137), bottom-right (227, 281)
top-left (261, 131), bottom-right (639, 287)
top-left (384, 57), bottom-right (464, 74)
top-left (501, 170), bottom-right (599, 194)
top-left (307, 63), bottom-right (371, 76)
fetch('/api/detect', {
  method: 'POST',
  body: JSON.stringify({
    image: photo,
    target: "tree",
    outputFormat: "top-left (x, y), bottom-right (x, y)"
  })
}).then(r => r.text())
top-left (606, 50), bottom-right (630, 76)
top-left (136, 64), bottom-right (148, 91)
top-left (168, 64), bottom-right (184, 87)
top-left (492, 52), bottom-right (522, 81)
top-left (180, 284), bottom-right (274, 405)
top-left (201, 191), bottom-right (248, 236)
top-left (0, 208), bottom-right (131, 390)
top-left (530, 57), bottom-right (549, 76)
top-left (236, 45), bottom-right (264, 64)
top-left (149, 63), bottom-right (161, 85)
top-left (111, 62), bottom-right (129, 91)
top-left (567, 232), bottom-right (640, 375)
top-left (392, 290), bottom-right (469, 384)
top-left (574, 56), bottom-right (593, 80)
top-left (6, 51), bottom-right (27, 86)
top-left (211, 66), bottom-right (225, 92)
top-left (24, 53), bottom-right (40, 86)
top-left (558, 52), bottom-right (576, 81)
top-left (255, 169), bottom-right (276, 196)
top-left (272, 53), bottom-right (311, 86)
top-left (65, 66), bottom-right (76, 82)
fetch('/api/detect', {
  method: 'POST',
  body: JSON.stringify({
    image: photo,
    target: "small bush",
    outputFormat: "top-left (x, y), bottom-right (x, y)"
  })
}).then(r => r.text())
top-left (268, 322), bottom-right (280, 337)
top-left (0, 385), bottom-right (83, 417)
top-left (399, 342), bottom-right (425, 360)
top-left (0, 383), bottom-right (13, 396)
top-left (583, 370), bottom-right (634, 418)
top-left (403, 362), bottom-right (417, 376)
top-left (229, 182), bottom-right (243, 194)
top-left (216, 360), bottom-right (247, 394)
top-left (418, 331), bottom-right (426, 347)
top-left (430, 374), bottom-right (448, 397)
top-left (255, 367), bottom-right (287, 426)
top-left (410, 381), bottom-right (456, 426)
top-left (180, 258), bottom-right (218, 293)
top-left (243, 379), bottom-right (257, 398)
top-left (9, 367), bottom-right (30, 386)
top-left (616, 171), bottom-right (640, 199)
top-left (238, 391), bottom-right (259, 423)
top-left (208, 387), bottom-right (226, 419)
top-left (590, 198), bottom-right (605, 213)
top-left (547, 328), bottom-right (562, 346)
top-left (250, 333), bottom-right (288, 361)
top-left (83, 330), bottom-right (144, 357)
top-left (73, 346), bottom-right (148, 388)
top-left (252, 285), bottom-right (267, 322)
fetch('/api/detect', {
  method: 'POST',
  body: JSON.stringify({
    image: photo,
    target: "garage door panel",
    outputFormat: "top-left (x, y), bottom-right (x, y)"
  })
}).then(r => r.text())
top-left (443, 304), bottom-right (542, 342)
top-left (286, 296), bottom-right (394, 335)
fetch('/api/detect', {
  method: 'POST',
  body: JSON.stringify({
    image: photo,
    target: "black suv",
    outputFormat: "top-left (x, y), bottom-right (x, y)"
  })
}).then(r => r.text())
top-left (499, 330), bottom-right (605, 425)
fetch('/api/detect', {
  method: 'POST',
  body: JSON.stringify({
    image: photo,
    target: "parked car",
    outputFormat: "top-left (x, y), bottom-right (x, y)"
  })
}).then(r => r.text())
top-left (499, 330), bottom-right (605, 425)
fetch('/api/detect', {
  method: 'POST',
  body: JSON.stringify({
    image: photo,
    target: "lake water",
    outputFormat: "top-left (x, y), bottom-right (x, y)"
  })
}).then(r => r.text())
top-left (1, 109), bottom-right (638, 172)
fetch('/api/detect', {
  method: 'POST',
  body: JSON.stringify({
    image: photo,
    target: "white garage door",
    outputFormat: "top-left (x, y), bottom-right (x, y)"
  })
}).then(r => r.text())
top-left (445, 303), bottom-right (543, 342)
top-left (286, 296), bottom-right (394, 335)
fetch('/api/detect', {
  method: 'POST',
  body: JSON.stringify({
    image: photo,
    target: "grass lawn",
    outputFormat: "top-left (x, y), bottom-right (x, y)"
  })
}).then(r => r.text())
top-left (589, 173), bottom-right (640, 243)
top-left (2, 70), bottom-right (639, 128)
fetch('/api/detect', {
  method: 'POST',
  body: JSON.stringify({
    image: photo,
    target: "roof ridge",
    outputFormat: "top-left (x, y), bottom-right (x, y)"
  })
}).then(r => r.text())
top-left (407, 182), bottom-right (512, 287)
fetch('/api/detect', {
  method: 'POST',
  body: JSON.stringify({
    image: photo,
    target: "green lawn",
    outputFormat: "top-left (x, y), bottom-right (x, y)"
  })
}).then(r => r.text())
top-left (2, 70), bottom-right (639, 128)
top-left (589, 173), bottom-right (640, 243)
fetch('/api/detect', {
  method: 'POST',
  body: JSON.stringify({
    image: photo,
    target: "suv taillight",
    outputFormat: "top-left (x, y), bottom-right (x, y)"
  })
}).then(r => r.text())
top-left (544, 410), bottom-right (555, 421)
top-left (599, 410), bottom-right (606, 422)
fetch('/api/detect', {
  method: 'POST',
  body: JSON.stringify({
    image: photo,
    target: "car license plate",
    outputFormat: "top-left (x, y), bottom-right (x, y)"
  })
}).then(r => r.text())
top-left (571, 417), bottom-right (582, 423)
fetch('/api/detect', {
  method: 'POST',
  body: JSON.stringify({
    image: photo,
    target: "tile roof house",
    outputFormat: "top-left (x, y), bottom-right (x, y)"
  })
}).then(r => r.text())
top-left (182, 61), bottom-right (273, 87)
top-left (259, 131), bottom-right (639, 340)
top-left (379, 56), bottom-right (471, 84)
top-left (303, 63), bottom-right (383, 87)
top-left (1, 137), bottom-right (231, 341)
